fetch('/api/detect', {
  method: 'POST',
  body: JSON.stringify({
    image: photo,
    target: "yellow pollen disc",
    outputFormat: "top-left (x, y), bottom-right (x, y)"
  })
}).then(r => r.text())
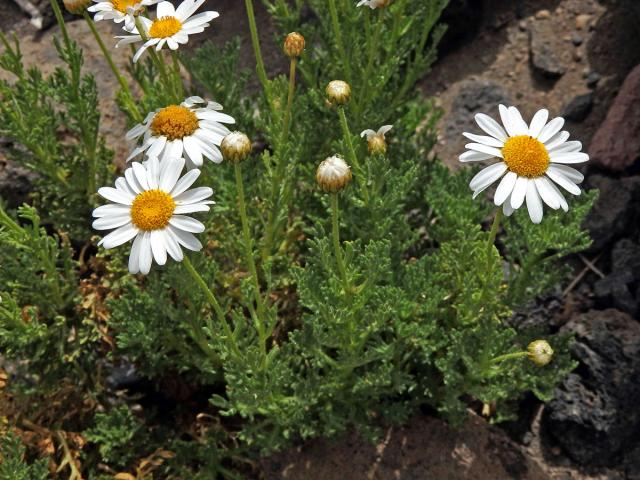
top-left (149, 16), bottom-right (182, 38)
top-left (501, 135), bottom-right (550, 178)
top-left (130, 190), bottom-right (175, 231)
top-left (111, 0), bottom-right (139, 13)
top-left (150, 105), bottom-right (199, 141)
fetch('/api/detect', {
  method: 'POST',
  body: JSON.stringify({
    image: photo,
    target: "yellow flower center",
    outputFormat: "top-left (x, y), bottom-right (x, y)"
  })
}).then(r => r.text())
top-left (501, 135), bottom-right (550, 178)
top-left (111, 0), bottom-right (139, 13)
top-left (150, 105), bottom-right (199, 141)
top-left (130, 189), bottom-right (175, 231)
top-left (149, 16), bottom-right (182, 38)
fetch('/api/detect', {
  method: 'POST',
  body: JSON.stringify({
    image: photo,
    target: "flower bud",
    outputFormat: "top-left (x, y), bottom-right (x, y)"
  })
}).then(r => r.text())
top-left (326, 80), bottom-right (351, 106)
top-left (361, 125), bottom-right (392, 156)
top-left (316, 155), bottom-right (352, 192)
top-left (63, 0), bottom-right (91, 13)
top-left (221, 132), bottom-right (252, 163)
top-left (283, 32), bottom-right (305, 58)
top-left (527, 340), bottom-right (554, 366)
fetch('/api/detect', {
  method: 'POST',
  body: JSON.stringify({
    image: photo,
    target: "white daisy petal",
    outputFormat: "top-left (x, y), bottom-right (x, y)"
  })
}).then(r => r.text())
top-left (498, 104), bottom-right (515, 136)
top-left (168, 225), bottom-right (202, 251)
top-left (183, 136), bottom-right (204, 167)
top-left (547, 164), bottom-right (584, 184)
top-left (508, 106), bottom-right (529, 135)
top-left (459, 150), bottom-right (493, 163)
top-left (174, 187), bottom-right (213, 205)
top-left (537, 117), bottom-right (565, 143)
top-left (462, 132), bottom-right (504, 148)
top-left (128, 232), bottom-right (143, 274)
top-left (169, 215), bottom-right (205, 233)
top-left (92, 204), bottom-right (131, 218)
top-left (465, 143), bottom-right (503, 158)
top-left (156, 1), bottom-right (176, 17)
top-left (150, 229), bottom-right (168, 265)
top-left (543, 130), bottom-right (570, 150)
top-left (503, 195), bottom-right (515, 217)
top-left (132, 162), bottom-right (150, 190)
top-left (549, 141), bottom-right (582, 153)
top-left (469, 162), bottom-right (507, 191)
top-left (548, 180), bottom-right (569, 212)
top-left (526, 180), bottom-right (544, 224)
top-left (99, 223), bottom-right (139, 249)
top-left (474, 113), bottom-right (508, 141)
top-left (139, 232), bottom-right (153, 275)
top-left (162, 229), bottom-right (183, 261)
top-left (159, 157), bottom-right (186, 191)
top-left (171, 169), bottom-right (201, 196)
top-left (98, 187), bottom-right (134, 205)
top-left (510, 177), bottom-right (528, 209)
top-left (92, 215), bottom-right (131, 230)
top-left (174, 203), bottom-right (211, 214)
top-left (549, 152), bottom-right (589, 164)
top-left (534, 176), bottom-right (561, 209)
top-left (545, 168), bottom-right (582, 196)
top-left (529, 109), bottom-right (549, 138)
top-left (494, 171), bottom-right (518, 206)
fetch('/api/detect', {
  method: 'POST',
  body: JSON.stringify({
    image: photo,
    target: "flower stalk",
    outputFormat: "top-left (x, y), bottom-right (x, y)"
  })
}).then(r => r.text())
top-left (337, 107), bottom-right (369, 204)
top-left (244, 0), bottom-right (274, 114)
top-left (331, 192), bottom-right (350, 295)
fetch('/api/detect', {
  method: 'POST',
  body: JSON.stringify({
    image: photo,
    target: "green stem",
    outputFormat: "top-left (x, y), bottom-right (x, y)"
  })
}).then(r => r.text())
top-left (83, 12), bottom-right (142, 123)
top-left (234, 162), bottom-right (268, 356)
top-left (490, 351), bottom-right (528, 364)
top-left (244, 0), bottom-right (274, 114)
top-left (134, 17), bottom-right (177, 102)
top-left (337, 107), bottom-right (369, 204)
top-left (182, 255), bottom-right (240, 357)
top-left (487, 209), bottom-right (503, 262)
top-left (281, 58), bottom-right (297, 143)
top-left (328, 0), bottom-right (351, 81)
top-left (171, 50), bottom-right (185, 99)
top-left (355, 9), bottom-right (383, 118)
top-left (261, 58), bottom-right (299, 260)
top-left (331, 193), bottom-right (349, 294)
top-left (50, 0), bottom-right (72, 51)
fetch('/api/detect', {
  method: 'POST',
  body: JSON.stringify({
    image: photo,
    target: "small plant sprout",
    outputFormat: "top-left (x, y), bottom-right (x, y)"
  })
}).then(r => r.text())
top-left (87, 0), bottom-right (157, 31)
top-left (316, 155), bottom-right (352, 193)
top-left (126, 97), bottom-right (235, 167)
top-left (361, 125), bottom-right (393, 155)
top-left (460, 105), bottom-right (589, 223)
top-left (116, 0), bottom-right (220, 63)
top-left (63, 0), bottom-right (93, 14)
top-left (283, 32), bottom-right (305, 59)
top-left (92, 157), bottom-right (213, 274)
top-left (326, 80), bottom-right (351, 106)
top-left (356, 0), bottom-right (393, 8)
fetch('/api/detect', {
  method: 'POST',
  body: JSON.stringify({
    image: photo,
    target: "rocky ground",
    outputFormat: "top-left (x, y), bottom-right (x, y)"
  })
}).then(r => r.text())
top-left (2, 0), bottom-right (640, 479)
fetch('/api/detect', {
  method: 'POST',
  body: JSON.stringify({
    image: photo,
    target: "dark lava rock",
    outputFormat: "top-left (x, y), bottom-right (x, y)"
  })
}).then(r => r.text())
top-left (0, 159), bottom-right (38, 208)
top-left (583, 174), bottom-right (640, 251)
top-left (562, 92), bottom-right (593, 122)
top-left (444, 79), bottom-right (510, 144)
top-left (439, 0), bottom-right (483, 54)
top-left (585, 71), bottom-right (601, 88)
top-left (589, 64), bottom-right (640, 172)
top-left (543, 309), bottom-right (640, 467)
top-left (529, 22), bottom-right (567, 78)
top-left (571, 33), bottom-right (583, 46)
top-left (594, 239), bottom-right (640, 315)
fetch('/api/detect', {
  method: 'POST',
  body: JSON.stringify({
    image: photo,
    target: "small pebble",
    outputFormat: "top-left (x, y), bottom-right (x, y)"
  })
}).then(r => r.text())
top-left (586, 71), bottom-right (601, 87)
top-left (536, 9), bottom-right (551, 19)
top-left (575, 14), bottom-right (591, 30)
top-left (518, 20), bottom-right (528, 31)
top-left (573, 50), bottom-right (583, 62)
top-left (571, 33), bottom-right (584, 46)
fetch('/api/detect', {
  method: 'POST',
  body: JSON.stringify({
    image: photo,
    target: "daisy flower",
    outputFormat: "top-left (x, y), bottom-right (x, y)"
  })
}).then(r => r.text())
top-left (126, 96), bottom-right (235, 168)
top-left (92, 157), bottom-right (213, 275)
top-left (360, 124), bottom-right (392, 155)
top-left (356, 0), bottom-right (392, 8)
top-left (116, 0), bottom-right (219, 63)
top-left (460, 105), bottom-right (589, 223)
top-left (87, 0), bottom-right (157, 32)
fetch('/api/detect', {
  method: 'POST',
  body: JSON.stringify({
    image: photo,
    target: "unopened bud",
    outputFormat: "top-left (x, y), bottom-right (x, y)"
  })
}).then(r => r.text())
top-left (316, 155), bottom-right (352, 192)
top-left (358, 0), bottom-right (393, 8)
top-left (63, 0), bottom-right (91, 13)
top-left (326, 80), bottom-right (351, 106)
top-left (361, 125), bottom-right (392, 156)
top-left (527, 340), bottom-right (554, 366)
top-left (283, 32), bottom-right (305, 58)
top-left (221, 131), bottom-right (252, 163)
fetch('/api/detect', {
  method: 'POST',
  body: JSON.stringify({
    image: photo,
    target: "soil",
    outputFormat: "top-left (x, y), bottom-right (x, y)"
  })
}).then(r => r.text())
top-left (2, 0), bottom-right (640, 479)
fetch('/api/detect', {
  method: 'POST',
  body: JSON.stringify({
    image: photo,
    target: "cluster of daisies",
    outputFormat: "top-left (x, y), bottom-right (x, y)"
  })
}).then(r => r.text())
top-left (93, 95), bottom-right (235, 274)
top-left (89, 0), bottom-right (218, 62)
